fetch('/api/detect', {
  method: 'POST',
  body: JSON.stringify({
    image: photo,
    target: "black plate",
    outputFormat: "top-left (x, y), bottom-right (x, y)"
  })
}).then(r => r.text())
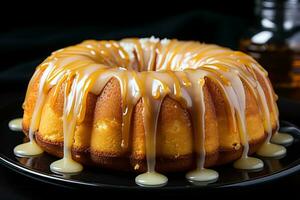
top-left (1, 98), bottom-right (300, 190)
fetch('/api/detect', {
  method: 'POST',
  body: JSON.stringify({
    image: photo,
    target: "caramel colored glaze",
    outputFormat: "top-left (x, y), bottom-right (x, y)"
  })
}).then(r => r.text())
top-left (19, 37), bottom-right (282, 183)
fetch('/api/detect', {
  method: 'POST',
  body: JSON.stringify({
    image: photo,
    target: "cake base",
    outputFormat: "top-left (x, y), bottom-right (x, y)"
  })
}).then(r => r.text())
top-left (30, 129), bottom-right (269, 173)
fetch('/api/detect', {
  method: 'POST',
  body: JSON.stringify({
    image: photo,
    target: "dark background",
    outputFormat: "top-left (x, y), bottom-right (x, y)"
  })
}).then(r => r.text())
top-left (0, 1), bottom-right (255, 82)
top-left (0, 1), bottom-right (299, 199)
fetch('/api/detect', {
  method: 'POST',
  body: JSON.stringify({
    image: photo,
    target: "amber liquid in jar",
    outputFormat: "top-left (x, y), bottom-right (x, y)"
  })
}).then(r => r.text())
top-left (239, 0), bottom-right (300, 100)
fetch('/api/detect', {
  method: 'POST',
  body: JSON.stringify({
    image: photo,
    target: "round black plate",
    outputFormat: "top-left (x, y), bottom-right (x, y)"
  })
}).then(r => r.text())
top-left (0, 99), bottom-right (300, 190)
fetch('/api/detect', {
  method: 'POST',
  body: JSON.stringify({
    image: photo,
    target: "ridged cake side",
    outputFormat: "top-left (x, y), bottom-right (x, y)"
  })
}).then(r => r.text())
top-left (22, 71), bottom-right (276, 172)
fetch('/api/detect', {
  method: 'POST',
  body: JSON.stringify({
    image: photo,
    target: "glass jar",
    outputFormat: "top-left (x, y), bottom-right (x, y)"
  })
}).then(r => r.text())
top-left (239, 0), bottom-right (300, 100)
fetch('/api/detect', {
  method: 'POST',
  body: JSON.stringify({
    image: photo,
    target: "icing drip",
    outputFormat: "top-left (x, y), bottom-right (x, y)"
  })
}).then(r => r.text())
top-left (14, 141), bottom-right (43, 157)
top-left (119, 71), bottom-right (141, 149)
top-left (271, 132), bottom-right (294, 145)
top-left (135, 73), bottom-right (168, 187)
top-left (255, 72), bottom-right (286, 158)
top-left (200, 64), bottom-right (264, 170)
top-left (50, 62), bottom-right (107, 174)
top-left (14, 62), bottom-right (57, 157)
top-left (256, 142), bottom-right (286, 158)
top-left (8, 118), bottom-right (23, 132)
top-left (228, 75), bottom-right (264, 170)
top-left (135, 172), bottom-right (168, 187)
top-left (16, 37), bottom-right (282, 186)
top-left (184, 70), bottom-right (219, 182)
top-left (186, 168), bottom-right (219, 183)
top-left (233, 157), bottom-right (264, 170)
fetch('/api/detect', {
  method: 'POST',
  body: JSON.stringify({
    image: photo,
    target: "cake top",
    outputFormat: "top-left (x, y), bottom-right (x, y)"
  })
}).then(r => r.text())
top-left (42, 37), bottom-right (267, 72)
top-left (30, 37), bottom-right (273, 124)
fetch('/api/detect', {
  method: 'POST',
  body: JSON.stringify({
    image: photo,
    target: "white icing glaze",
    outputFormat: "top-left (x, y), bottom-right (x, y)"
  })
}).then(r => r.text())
top-left (14, 141), bottom-right (43, 157)
top-left (186, 168), bottom-right (219, 182)
top-left (8, 118), bottom-right (23, 132)
top-left (271, 132), bottom-right (294, 145)
top-left (233, 156), bottom-right (264, 170)
top-left (256, 142), bottom-right (286, 158)
top-left (135, 172), bottom-right (168, 187)
top-left (50, 157), bottom-right (83, 174)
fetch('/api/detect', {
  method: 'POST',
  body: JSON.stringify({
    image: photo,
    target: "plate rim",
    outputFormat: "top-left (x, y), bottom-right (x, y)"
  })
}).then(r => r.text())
top-left (1, 149), bottom-right (300, 190)
top-left (1, 109), bottom-right (300, 190)
top-left (1, 94), bottom-right (300, 190)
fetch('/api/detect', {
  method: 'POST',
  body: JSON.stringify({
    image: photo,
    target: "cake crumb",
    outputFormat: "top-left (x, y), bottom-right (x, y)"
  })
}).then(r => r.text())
top-left (233, 143), bottom-right (241, 150)
top-left (134, 164), bottom-right (140, 170)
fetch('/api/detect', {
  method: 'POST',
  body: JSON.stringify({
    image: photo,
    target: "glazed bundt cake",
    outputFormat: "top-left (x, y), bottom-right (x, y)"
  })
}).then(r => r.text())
top-left (15, 37), bottom-right (288, 186)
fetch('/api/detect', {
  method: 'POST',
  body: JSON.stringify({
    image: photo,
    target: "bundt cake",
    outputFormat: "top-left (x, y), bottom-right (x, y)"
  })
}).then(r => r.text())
top-left (14, 37), bottom-right (290, 186)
